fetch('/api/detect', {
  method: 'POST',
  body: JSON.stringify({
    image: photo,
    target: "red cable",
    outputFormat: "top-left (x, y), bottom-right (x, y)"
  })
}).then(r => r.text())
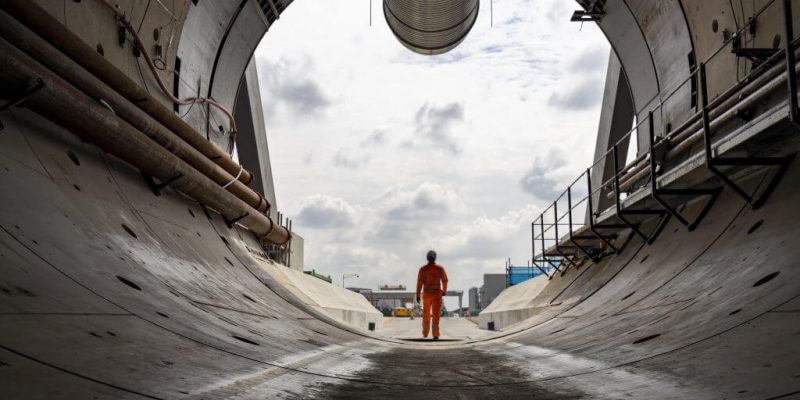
top-left (100, 0), bottom-right (237, 154)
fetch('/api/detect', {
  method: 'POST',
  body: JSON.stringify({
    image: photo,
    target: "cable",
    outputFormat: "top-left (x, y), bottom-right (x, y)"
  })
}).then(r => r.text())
top-left (222, 165), bottom-right (243, 189)
top-left (98, 0), bottom-right (238, 155)
top-left (135, 56), bottom-right (151, 94)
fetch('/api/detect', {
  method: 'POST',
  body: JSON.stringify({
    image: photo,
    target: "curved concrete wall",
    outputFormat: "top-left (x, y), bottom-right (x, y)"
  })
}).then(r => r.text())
top-left (2, 104), bottom-right (799, 398)
top-left (2, 0), bottom-right (800, 398)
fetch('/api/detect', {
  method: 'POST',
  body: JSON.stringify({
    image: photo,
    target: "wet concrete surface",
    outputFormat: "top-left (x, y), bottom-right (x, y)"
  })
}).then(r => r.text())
top-left (301, 346), bottom-right (585, 399)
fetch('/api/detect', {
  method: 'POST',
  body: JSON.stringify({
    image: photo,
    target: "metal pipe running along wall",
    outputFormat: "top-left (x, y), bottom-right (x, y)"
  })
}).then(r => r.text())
top-left (0, 0), bottom-right (255, 185)
top-left (0, 39), bottom-right (291, 245)
top-left (0, 10), bottom-right (270, 215)
top-left (383, 0), bottom-right (480, 55)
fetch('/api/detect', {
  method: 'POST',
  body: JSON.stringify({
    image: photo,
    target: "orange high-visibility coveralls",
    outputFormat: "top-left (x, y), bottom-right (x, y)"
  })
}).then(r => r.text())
top-left (416, 263), bottom-right (448, 338)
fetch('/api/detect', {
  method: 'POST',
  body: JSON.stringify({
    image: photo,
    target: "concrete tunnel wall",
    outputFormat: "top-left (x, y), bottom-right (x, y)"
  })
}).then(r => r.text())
top-left (2, 103), bottom-right (800, 398)
top-left (2, 0), bottom-right (800, 398)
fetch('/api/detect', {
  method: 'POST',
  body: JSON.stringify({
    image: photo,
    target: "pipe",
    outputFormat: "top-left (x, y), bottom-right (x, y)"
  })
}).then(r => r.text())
top-left (0, 38), bottom-right (290, 245)
top-left (0, 11), bottom-right (269, 213)
top-left (0, 0), bottom-right (254, 185)
top-left (612, 51), bottom-right (800, 197)
top-left (383, 0), bottom-right (480, 55)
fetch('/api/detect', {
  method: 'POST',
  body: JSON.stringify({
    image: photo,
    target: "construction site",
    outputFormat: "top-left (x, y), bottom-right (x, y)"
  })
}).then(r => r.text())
top-left (1, 0), bottom-right (800, 399)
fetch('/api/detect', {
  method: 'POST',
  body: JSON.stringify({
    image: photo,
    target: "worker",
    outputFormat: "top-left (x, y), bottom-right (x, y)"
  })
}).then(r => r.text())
top-left (416, 250), bottom-right (448, 340)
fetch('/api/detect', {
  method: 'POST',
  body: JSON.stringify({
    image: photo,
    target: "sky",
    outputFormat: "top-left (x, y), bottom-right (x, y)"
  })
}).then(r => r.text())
top-left (253, 0), bottom-right (610, 310)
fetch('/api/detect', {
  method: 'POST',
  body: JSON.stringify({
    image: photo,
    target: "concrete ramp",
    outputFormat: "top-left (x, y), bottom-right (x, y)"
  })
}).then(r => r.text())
top-left (478, 274), bottom-right (550, 331)
top-left (261, 263), bottom-right (383, 331)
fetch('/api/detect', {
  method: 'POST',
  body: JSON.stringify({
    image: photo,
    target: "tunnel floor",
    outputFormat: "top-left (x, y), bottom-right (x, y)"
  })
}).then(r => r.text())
top-left (374, 316), bottom-right (494, 342)
top-left (2, 108), bottom-right (800, 399)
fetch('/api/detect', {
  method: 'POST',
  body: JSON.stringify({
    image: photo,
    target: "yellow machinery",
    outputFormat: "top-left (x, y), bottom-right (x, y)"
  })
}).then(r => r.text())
top-left (393, 307), bottom-right (413, 317)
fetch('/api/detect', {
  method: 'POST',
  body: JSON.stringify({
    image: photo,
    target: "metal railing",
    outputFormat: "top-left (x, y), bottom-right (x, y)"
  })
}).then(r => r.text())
top-left (532, 0), bottom-right (799, 277)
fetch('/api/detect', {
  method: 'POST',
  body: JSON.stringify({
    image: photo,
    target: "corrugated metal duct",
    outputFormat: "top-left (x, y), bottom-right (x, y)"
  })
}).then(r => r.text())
top-left (383, 0), bottom-right (480, 56)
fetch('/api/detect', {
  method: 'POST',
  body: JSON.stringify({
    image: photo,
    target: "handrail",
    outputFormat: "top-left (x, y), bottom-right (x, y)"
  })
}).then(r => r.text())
top-left (531, 0), bottom-right (795, 264)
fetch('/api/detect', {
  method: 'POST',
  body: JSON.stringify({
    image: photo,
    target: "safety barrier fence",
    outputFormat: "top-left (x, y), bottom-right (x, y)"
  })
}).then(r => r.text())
top-left (532, 0), bottom-right (799, 278)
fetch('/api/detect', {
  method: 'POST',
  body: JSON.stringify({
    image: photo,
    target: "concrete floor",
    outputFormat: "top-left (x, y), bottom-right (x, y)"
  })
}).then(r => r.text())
top-left (2, 107), bottom-right (800, 399)
top-left (376, 316), bottom-right (495, 342)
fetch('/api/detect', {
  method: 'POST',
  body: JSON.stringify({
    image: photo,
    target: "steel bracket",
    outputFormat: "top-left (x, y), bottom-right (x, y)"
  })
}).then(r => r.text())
top-left (647, 111), bottom-right (721, 231)
top-left (570, 10), bottom-right (603, 22)
top-left (530, 259), bottom-right (551, 279)
top-left (613, 145), bottom-right (671, 244)
top-left (732, 47), bottom-right (780, 68)
top-left (700, 63), bottom-right (796, 210)
top-left (0, 78), bottom-right (45, 113)
top-left (571, 0), bottom-right (604, 22)
top-left (142, 172), bottom-right (183, 196)
top-left (224, 212), bottom-right (249, 229)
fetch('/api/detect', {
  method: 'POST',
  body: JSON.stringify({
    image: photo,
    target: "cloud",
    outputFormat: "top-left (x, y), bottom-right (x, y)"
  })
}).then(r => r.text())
top-left (257, 55), bottom-right (331, 117)
top-left (360, 129), bottom-right (388, 147)
top-left (546, 0), bottom-right (571, 23)
top-left (373, 182), bottom-right (468, 220)
top-left (569, 47), bottom-right (608, 73)
top-left (332, 150), bottom-right (369, 169)
top-left (367, 182), bottom-right (470, 243)
top-left (436, 205), bottom-right (541, 260)
top-left (547, 78), bottom-right (604, 110)
top-left (295, 195), bottom-right (358, 229)
top-left (413, 102), bottom-right (465, 155)
top-left (519, 147), bottom-right (568, 200)
top-left (277, 81), bottom-right (329, 114)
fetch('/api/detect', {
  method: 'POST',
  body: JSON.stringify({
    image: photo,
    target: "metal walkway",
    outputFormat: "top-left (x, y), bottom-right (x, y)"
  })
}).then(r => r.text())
top-left (533, 0), bottom-right (800, 279)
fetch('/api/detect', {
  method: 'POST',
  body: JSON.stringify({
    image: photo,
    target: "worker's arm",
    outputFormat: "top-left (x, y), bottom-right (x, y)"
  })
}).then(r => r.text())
top-left (416, 267), bottom-right (423, 302)
top-left (440, 266), bottom-right (448, 294)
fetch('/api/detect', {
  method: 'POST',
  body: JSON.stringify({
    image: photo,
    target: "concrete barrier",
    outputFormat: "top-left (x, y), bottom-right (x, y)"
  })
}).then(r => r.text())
top-left (478, 274), bottom-right (549, 331)
top-left (261, 263), bottom-right (383, 332)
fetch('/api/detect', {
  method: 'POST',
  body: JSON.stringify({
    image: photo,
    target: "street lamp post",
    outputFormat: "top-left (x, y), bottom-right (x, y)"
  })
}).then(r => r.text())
top-left (342, 273), bottom-right (359, 288)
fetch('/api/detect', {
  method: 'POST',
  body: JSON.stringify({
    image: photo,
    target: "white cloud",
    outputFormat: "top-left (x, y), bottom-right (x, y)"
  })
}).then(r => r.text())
top-left (372, 182), bottom-right (469, 220)
top-left (437, 204), bottom-right (540, 260)
top-left (519, 147), bottom-right (570, 199)
top-left (295, 195), bottom-right (359, 229)
top-left (413, 102), bottom-right (465, 155)
top-left (256, 0), bottom-right (609, 309)
top-left (360, 129), bottom-right (389, 147)
top-left (257, 54), bottom-right (330, 118)
top-left (548, 77), bottom-right (605, 110)
top-left (332, 149), bottom-right (370, 169)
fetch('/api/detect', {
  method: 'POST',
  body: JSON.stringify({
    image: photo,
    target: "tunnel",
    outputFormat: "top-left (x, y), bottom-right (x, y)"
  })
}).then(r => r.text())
top-left (1, 0), bottom-right (800, 399)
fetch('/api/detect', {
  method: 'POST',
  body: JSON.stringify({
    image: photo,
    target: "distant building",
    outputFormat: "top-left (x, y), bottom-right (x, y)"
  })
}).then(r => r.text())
top-left (479, 273), bottom-right (506, 309)
top-left (468, 287), bottom-right (480, 312)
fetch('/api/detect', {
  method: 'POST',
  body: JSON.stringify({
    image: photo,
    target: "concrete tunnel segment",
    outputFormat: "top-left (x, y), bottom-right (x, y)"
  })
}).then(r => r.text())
top-left (2, 104), bottom-right (799, 397)
top-left (1, 0), bottom-right (800, 399)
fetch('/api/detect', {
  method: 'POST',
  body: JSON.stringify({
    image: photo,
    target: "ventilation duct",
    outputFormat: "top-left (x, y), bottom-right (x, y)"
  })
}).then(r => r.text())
top-left (383, 0), bottom-right (480, 56)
